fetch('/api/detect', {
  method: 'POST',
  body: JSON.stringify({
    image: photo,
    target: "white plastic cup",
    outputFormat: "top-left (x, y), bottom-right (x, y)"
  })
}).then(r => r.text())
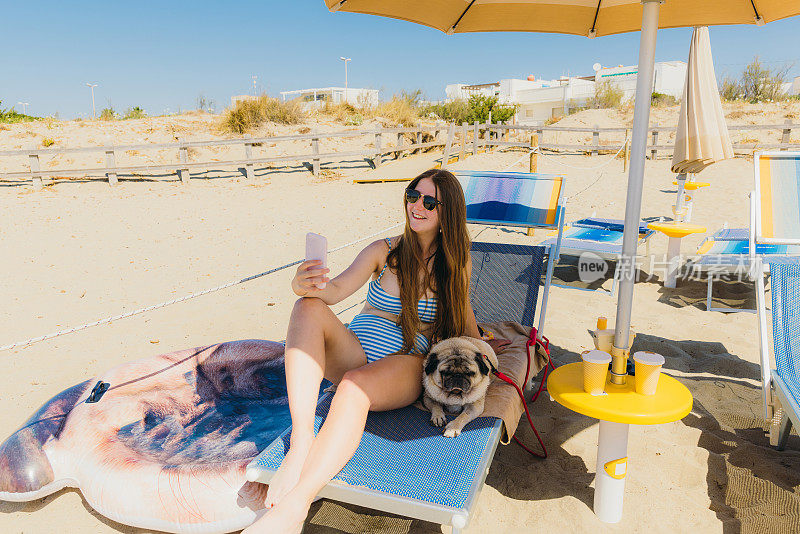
top-left (582, 350), bottom-right (611, 395)
top-left (633, 351), bottom-right (665, 395)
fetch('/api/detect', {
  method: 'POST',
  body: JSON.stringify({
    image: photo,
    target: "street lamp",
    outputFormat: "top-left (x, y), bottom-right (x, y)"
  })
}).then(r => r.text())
top-left (339, 56), bottom-right (351, 104)
top-left (16, 101), bottom-right (29, 115)
top-left (85, 83), bottom-right (98, 119)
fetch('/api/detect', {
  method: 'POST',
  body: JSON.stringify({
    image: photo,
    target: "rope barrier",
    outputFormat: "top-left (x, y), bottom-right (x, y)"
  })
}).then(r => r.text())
top-left (0, 222), bottom-right (404, 353)
top-left (500, 149), bottom-right (535, 171)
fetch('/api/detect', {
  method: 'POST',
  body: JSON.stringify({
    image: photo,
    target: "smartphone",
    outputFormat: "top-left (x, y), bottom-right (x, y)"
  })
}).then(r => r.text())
top-left (305, 232), bottom-right (328, 289)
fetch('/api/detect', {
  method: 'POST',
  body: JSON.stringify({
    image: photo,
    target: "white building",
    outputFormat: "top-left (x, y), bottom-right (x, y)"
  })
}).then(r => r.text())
top-left (782, 76), bottom-right (800, 96)
top-left (595, 61), bottom-right (686, 101)
top-left (512, 77), bottom-right (596, 123)
top-left (279, 87), bottom-right (379, 109)
top-left (445, 82), bottom-right (501, 100)
top-left (444, 61), bottom-right (687, 124)
top-left (446, 76), bottom-right (596, 123)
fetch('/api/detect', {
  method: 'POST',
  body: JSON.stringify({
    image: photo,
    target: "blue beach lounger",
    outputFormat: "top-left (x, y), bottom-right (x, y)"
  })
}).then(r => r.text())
top-left (689, 227), bottom-right (800, 313)
top-left (691, 151), bottom-right (800, 313)
top-left (538, 217), bottom-right (656, 294)
top-left (246, 171), bottom-right (566, 533)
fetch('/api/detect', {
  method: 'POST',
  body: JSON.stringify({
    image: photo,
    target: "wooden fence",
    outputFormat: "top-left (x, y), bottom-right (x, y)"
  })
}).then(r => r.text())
top-left (1, 120), bottom-right (797, 188)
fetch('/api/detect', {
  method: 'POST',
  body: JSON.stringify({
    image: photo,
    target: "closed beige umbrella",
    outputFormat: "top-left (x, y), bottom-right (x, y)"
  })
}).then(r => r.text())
top-left (671, 26), bottom-right (734, 175)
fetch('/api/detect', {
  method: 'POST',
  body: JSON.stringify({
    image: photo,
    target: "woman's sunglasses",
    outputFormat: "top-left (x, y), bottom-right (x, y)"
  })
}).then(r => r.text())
top-left (405, 188), bottom-right (442, 211)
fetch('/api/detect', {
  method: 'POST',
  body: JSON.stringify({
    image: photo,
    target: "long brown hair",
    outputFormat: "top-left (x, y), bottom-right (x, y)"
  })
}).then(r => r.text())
top-left (386, 169), bottom-right (471, 353)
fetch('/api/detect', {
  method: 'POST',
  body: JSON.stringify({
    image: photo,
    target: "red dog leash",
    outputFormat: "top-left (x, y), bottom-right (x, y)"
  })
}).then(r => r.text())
top-left (483, 327), bottom-right (555, 459)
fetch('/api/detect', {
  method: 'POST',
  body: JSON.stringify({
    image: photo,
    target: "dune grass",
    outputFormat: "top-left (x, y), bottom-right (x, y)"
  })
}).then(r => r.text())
top-left (220, 96), bottom-right (306, 134)
top-left (587, 81), bottom-right (624, 109)
top-left (320, 93), bottom-right (421, 127)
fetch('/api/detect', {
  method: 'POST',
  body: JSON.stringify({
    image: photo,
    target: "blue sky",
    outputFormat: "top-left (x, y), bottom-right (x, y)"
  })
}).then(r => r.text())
top-left (3, 1), bottom-right (799, 119)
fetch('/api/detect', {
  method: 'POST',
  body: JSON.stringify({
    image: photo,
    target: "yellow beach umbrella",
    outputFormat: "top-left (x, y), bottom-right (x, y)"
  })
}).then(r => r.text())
top-left (323, 0), bottom-right (800, 383)
top-left (672, 26), bottom-right (734, 175)
top-left (325, 1), bottom-right (799, 37)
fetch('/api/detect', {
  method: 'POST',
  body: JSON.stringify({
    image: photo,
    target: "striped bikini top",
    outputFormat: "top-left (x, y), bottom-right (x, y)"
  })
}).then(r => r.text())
top-left (366, 239), bottom-right (438, 323)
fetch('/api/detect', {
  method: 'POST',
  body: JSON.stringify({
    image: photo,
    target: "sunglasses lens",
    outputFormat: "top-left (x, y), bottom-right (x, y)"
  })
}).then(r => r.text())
top-left (422, 196), bottom-right (438, 210)
top-left (405, 190), bottom-right (420, 204)
top-left (406, 189), bottom-right (439, 211)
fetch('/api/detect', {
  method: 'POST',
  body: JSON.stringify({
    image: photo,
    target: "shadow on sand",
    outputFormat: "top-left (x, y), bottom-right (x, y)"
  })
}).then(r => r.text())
top-left (632, 333), bottom-right (800, 534)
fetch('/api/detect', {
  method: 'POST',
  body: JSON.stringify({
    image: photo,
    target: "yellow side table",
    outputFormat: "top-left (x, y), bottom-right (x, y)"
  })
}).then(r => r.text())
top-left (671, 180), bottom-right (710, 191)
top-left (647, 221), bottom-right (707, 288)
top-left (547, 362), bottom-right (692, 523)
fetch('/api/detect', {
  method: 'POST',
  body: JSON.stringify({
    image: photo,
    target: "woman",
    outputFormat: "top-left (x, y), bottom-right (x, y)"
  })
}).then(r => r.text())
top-left (244, 169), bottom-right (508, 533)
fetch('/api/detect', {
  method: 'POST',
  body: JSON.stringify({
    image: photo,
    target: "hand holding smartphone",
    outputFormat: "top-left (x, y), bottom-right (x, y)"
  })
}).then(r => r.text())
top-left (305, 232), bottom-right (328, 289)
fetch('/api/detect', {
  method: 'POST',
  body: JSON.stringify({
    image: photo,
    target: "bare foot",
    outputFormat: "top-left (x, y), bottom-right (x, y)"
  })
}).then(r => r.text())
top-left (264, 438), bottom-right (312, 509)
top-left (243, 492), bottom-right (310, 534)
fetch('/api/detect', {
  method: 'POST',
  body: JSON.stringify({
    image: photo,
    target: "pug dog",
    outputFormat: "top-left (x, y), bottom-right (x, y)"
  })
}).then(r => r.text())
top-left (422, 336), bottom-right (498, 437)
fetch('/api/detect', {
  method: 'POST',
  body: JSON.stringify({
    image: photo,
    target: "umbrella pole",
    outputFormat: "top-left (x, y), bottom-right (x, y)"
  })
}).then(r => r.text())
top-left (675, 172), bottom-right (687, 219)
top-left (611, 0), bottom-right (661, 385)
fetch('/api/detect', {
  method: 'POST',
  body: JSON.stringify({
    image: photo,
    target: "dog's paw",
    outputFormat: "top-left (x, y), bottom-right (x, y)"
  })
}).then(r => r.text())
top-left (430, 413), bottom-right (447, 427)
top-left (443, 425), bottom-right (462, 438)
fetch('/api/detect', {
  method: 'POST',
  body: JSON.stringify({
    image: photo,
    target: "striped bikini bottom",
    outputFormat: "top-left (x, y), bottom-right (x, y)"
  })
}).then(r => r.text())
top-left (347, 314), bottom-right (430, 363)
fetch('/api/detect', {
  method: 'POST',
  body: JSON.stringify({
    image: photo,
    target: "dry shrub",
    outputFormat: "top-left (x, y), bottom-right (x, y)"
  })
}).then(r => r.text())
top-left (313, 168), bottom-right (343, 182)
top-left (651, 92), bottom-right (678, 107)
top-left (419, 99), bottom-right (471, 123)
top-left (321, 102), bottom-right (363, 125)
top-left (221, 96), bottom-right (306, 134)
top-left (721, 56), bottom-right (792, 103)
top-left (321, 93), bottom-right (421, 127)
top-left (370, 96), bottom-right (419, 127)
top-left (588, 80), bottom-right (624, 109)
top-left (99, 108), bottom-right (117, 121)
top-left (42, 137), bottom-right (55, 147)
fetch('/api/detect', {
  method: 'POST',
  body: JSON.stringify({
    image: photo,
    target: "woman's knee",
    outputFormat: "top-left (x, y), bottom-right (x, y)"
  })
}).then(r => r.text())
top-left (291, 296), bottom-right (328, 320)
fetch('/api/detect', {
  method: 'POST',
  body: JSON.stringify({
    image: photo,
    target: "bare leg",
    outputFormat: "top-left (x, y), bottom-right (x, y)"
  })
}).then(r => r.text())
top-left (244, 353), bottom-right (424, 533)
top-left (264, 297), bottom-right (367, 509)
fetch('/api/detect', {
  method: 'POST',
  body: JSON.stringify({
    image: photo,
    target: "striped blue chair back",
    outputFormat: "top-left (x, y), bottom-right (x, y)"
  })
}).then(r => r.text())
top-left (768, 261), bottom-right (800, 404)
top-left (470, 242), bottom-right (545, 329)
top-left (457, 171), bottom-right (564, 228)
top-left (755, 152), bottom-right (800, 242)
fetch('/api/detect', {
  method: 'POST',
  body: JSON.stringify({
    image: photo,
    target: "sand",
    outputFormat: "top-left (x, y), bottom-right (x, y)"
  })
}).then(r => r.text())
top-left (1, 111), bottom-right (800, 534)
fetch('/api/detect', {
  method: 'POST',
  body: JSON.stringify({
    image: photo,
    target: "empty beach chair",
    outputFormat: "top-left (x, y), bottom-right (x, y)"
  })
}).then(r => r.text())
top-left (689, 228), bottom-right (800, 313)
top-left (686, 151), bottom-right (800, 313)
top-left (750, 151), bottom-right (800, 446)
top-left (538, 217), bottom-right (656, 295)
top-left (246, 170), bottom-right (566, 533)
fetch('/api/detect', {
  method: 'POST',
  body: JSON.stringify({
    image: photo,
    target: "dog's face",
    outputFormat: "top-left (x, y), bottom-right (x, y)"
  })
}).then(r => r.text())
top-left (423, 337), bottom-right (495, 404)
